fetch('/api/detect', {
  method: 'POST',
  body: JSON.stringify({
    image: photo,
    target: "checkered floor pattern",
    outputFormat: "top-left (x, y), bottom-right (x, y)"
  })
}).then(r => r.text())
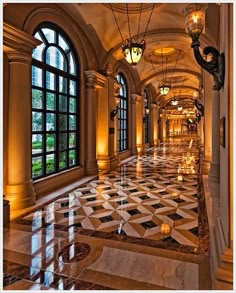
top-left (23, 139), bottom-right (201, 248)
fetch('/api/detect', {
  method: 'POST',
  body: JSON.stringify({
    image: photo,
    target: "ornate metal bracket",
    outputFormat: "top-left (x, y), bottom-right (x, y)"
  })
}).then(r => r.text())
top-left (110, 107), bottom-right (118, 121)
top-left (143, 114), bottom-right (148, 122)
top-left (191, 40), bottom-right (225, 91)
top-left (194, 99), bottom-right (204, 116)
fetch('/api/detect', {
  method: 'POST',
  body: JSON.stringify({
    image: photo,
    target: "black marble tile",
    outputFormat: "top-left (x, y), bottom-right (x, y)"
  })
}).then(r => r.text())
top-left (167, 213), bottom-right (183, 220)
top-left (99, 215), bottom-right (113, 223)
top-left (127, 209), bottom-right (141, 216)
top-left (141, 220), bottom-right (157, 230)
top-left (63, 211), bottom-right (76, 218)
top-left (117, 199), bottom-right (128, 205)
top-left (61, 202), bottom-right (69, 207)
top-left (92, 205), bottom-right (104, 211)
top-left (189, 227), bottom-right (199, 236)
top-left (172, 198), bottom-right (185, 203)
top-left (139, 195), bottom-right (149, 200)
top-left (162, 236), bottom-right (179, 244)
top-left (58, 242), bottom-right (91, 263)
top-left (86, 197), bottom-right (97, 202)
top-left (151, 203), bottom-right (163, 209)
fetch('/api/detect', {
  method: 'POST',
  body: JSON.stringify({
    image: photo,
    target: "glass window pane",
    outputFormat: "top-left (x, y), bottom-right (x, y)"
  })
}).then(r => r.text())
top-left (46, 92), bottom-right (55, 110)
top-left (32, 66), bottom-right (43, 87)
top-left (59, 133), bottom-right (67, 150)
top-left (32, 134), bottom-right (43, 154)
top-left (69, 150), bottom-right (76, 166)
top-left (69, 53), bottom-right (76, 75)
top-left (59, 151), bottom-right (67, 169)
top-left (46, 71), bottom-right (56, 90)
top-left (46, 47), bottom-right (67, 71)
top-left (46, 154), bottom-right (55, 174)
top-left (42, 28), bottom-right (55, 43)
top-left (69, 133), bottom-right (76, 148)
top-left (59, 114), bottom-right (67, 130)
top-left (69, 80), bottom-right (76, 96)
top-left (69, 97), bottom-right (76, 113)
top-left (46, 113), bottom-right (55, 131)
top-left (69, 115), bottom-right (76, 130)
top-left (32, 89), bottom-right (43, 109)
top-left (32, 156), bottom-right (43, 177)
top-left (59, 76), bottom-right (68, 94)
top-left (59, 95), bottom-right (67, 112)
top-left (32, 33), bottom-right (45, 61)
top-left (59, 35), bottom-right (69, 51)
top-left (32, 112), bottom-right (43, 131)
top-left (46, 134), bottom-right (55, 151)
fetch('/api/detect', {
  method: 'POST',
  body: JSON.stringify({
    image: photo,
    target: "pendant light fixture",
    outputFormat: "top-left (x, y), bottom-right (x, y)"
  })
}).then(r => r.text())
top-left (110, 4), bottom-right (155, 66)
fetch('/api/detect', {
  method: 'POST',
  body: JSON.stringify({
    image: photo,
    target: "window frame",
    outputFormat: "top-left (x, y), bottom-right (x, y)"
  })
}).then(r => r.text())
top-left (31, 22), bottom-right (80, 180)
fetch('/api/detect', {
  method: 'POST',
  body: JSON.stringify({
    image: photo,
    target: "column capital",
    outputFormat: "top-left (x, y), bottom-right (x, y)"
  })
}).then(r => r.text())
top-left (85, 70), bottom-right (107, 89)
top-left (7, 51), bottom-right (32, 64)
top-left (151, 103), bottom-right (157, 110)
top-left (114, 82), bottom-right (121, 96)
top-left (131, 93), bottom-right (142, 103)
top-left (3, 22), bottom-right (41, 54)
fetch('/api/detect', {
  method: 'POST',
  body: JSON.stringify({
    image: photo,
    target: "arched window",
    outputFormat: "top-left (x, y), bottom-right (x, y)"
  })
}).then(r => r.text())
top-left (144, 89), bottom-right (149, 143)
top-left (31, 23), bottom-right (79, 179)
top-left (116, 73), bottom-right (128, 152)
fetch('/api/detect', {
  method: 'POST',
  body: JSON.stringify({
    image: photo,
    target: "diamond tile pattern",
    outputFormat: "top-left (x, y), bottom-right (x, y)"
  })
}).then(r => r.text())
top-left (22, 139), bottom-right (201, 248)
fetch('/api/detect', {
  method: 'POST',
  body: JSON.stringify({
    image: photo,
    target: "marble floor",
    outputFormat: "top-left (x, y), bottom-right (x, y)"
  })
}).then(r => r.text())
top-left (3, 138), bottom-right (211, 290)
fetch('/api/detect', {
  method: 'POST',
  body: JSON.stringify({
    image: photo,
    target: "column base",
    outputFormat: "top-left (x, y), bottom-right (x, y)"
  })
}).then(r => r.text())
top-left (201, 159), bottom-right (211, 175)
top-left (136, 144), bottom-right (145, 155)
top-left (97, 156), bottom-right (118, 171)
top-left (85, 160), bottom-right (98, 175)
top-left (5, 179), bottom-right (36, 211)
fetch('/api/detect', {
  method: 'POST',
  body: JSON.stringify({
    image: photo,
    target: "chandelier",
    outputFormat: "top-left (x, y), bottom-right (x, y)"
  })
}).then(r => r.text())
top-left (110, 4), bottom-right (155, 66)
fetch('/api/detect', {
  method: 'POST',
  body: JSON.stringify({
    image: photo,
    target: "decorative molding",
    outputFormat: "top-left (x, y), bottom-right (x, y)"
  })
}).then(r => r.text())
top-left (3, 22), bottom-right (41, 54)
top-left (7, 51), bottom-right (32, 64)
top-left (114, 82), bottom-right (121, 96)
top-left (84, 70), bottom-right (107, 89)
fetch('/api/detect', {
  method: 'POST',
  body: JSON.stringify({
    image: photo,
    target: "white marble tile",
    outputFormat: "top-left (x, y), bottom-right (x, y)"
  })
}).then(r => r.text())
top-left (88, 246), bottom-right (198, 289)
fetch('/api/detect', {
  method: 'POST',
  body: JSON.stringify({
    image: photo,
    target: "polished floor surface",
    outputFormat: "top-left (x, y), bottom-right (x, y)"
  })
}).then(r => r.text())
top-left (3, 138), bottom-right (211, 290)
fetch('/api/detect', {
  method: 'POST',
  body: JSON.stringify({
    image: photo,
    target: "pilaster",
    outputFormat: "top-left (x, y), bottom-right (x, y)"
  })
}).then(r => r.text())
top-left (3, 23), bottom-right (40, 210)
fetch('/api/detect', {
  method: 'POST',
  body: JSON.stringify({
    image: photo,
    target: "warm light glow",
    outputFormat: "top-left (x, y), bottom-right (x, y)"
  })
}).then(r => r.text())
top-left (115, 96), bottom-right (121, 106)
top-left (178, 106), bottom-right (183, 111)
top-left (160, 222), bottom-right (171, 234)
top-left (159, 85), bottom-right (170, 95)
top-left (177, 175), bottom-right (184, 181)
top-left (154, 47), bottom-right (176, 55)
top-left (122, 38), bottom-right (146, 66)
top-left (183, 4), bottom-right (207, 40)
top-left (145, 108), bottom-right (150, 115)
top-left (171, 99), bottom-right (178, 106)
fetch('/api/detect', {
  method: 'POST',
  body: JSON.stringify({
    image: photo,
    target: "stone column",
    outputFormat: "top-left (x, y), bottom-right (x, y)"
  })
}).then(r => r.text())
top-left (5, 51), bottom-right (36, 210)
top-left (3, 23), bottom-right (41, 210)
top-left (130, 94), bottom-right (138, 155)
top-left (151, 103), bottom-right (157, 146)
top-left (135, 94), bottom-right (144, 154)
top-left (162, 109), bottom-right (167, 142)
top-left (201, 72), bottom-right (213, 174)
top-left (84, 70), bottom-right (106, 175)
top-left (209, 90), bottom-right (220, 221)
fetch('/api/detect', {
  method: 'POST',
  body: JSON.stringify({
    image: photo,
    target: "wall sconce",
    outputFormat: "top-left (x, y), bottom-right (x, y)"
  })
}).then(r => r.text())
top-left (143, 108), bottom-right (150, 122)
top-left (110, 96), bottom-right (121, 121)
top-left (183, 4), bottom-right (225, 90)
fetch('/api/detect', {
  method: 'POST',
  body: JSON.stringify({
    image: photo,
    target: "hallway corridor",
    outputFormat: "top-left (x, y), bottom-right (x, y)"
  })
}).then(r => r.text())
top-left (3, 138), bottom-right (211, 290)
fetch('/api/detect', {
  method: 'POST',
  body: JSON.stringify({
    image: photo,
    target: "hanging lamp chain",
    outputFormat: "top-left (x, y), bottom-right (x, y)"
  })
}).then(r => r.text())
top-left (149, 55), bottom-right (159, 83)
top-left (110, 4), bottom-right (124, 43)
top-left (143, 3), bottom-right (156, 39)
top-left (169, 49), bottom-right (181, 86)
top-left (137, 3), bottom-right (143, 42)
top-left (126, 3), bottom-right (132, 40)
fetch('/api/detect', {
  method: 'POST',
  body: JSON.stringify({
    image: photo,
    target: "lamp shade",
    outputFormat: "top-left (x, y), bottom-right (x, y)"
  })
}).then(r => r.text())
top-left (122, 38), bottom-right (146, 66)
top-left (178, 105), bottom-right (183, 111)
top-left (183, 4), bottom-right (207, 41)
top-left (159, 85), bottom-right (170, 96)
top-left (171, 99), bottom-right (178, 106)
